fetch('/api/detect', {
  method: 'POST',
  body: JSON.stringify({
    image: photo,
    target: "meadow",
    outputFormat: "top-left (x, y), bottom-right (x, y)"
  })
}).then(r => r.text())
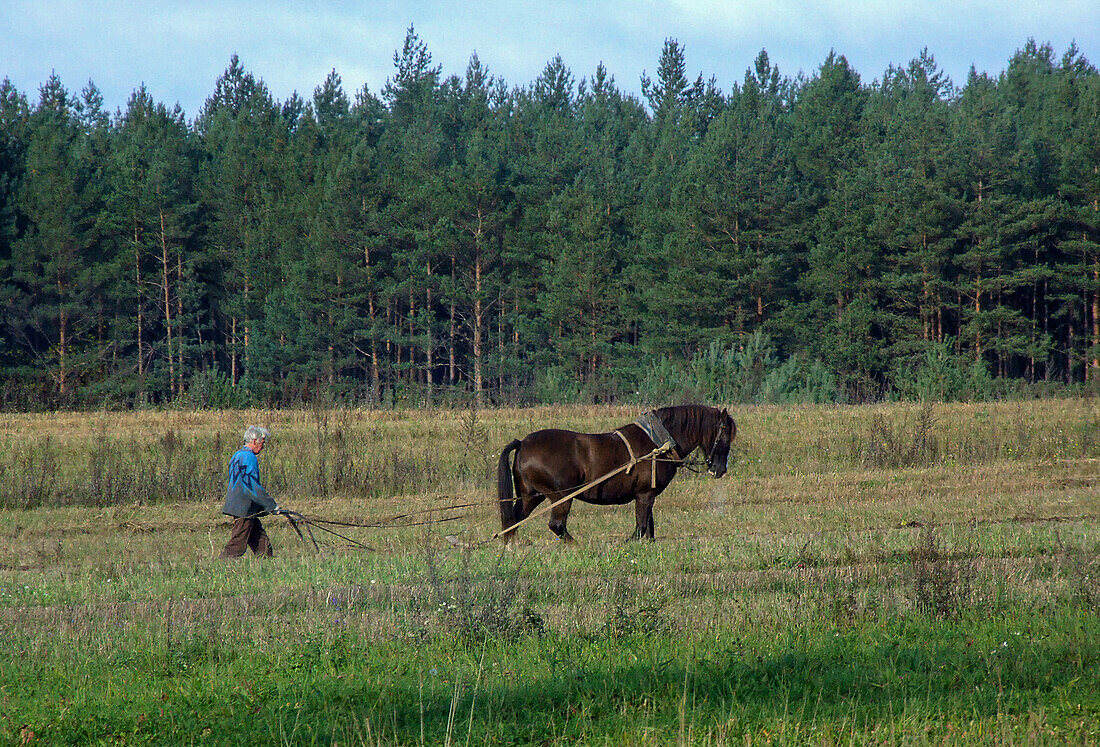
top-left (1, 399), bottom-right (1099, 745)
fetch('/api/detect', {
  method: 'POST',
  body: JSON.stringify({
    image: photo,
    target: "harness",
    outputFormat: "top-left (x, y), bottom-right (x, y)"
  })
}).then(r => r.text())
top-left (635, 411), bottom-right (681, 460)
top-left (614, 410), bottom-right (683, 489)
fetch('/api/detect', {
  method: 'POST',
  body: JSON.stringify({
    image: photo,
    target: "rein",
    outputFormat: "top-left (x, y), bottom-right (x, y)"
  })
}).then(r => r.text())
top-left (279, 510), bottom-right (374, 552)
top-left (268, 502), bottom-right (479, 554)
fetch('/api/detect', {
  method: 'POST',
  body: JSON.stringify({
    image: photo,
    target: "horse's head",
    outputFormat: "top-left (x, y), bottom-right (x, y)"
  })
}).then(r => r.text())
top-left (706, 408), bottom-right (736, 478)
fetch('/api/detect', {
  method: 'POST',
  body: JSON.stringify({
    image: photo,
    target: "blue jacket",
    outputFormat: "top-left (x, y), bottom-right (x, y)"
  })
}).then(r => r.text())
top-left (222, 447), bottom-right (278, 518)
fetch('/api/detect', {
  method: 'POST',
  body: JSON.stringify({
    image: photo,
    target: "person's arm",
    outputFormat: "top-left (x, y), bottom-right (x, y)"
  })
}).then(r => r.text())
top-left (240, 450), bottom-right (280, 514)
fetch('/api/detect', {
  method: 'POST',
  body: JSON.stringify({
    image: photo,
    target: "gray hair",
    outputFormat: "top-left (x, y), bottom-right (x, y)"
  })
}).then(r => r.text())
top-left (243, 425), bottom-right (270, 444)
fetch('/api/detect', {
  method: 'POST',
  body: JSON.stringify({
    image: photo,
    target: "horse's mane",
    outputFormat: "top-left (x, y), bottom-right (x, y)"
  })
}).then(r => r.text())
top-left (654, 404), bottom-right (717, 445)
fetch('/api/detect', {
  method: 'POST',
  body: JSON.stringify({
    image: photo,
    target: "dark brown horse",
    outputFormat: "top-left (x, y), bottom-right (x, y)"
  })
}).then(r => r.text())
top-left (497, 404), bottom-right (735, 542)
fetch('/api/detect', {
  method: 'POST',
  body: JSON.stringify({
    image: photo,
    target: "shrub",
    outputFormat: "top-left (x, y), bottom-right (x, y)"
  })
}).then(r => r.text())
top-left (636, 331), bottom-right (838, 405)
top-left (419, 532), bottom-right (541, 642)
top-left (891, 338), bottom-right (994, 402)
top-left (178, 370), bottom-right (248, 409)
top-left (534, 366), bottom-right (588, 405)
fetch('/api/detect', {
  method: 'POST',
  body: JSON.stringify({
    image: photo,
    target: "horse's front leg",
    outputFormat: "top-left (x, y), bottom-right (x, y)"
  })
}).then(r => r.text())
top-left (632, 492), bottom-right (657, 541)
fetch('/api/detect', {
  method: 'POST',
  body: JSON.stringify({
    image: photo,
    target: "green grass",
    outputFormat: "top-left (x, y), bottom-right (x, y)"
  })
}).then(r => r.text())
top-left (4, 596), bottom-right (1100, 744)
top-left (6, 615), bottom-right (1100, 745)
top-left (1, 400), bottom-right (1099, 744)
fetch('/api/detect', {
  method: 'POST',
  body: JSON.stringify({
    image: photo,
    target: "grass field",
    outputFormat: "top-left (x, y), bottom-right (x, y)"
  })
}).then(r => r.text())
top-left (1, 400), bottom-right (1099, 745)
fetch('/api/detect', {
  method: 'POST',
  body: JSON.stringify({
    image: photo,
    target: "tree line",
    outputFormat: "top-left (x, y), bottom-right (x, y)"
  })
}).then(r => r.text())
top-left (1, 29), bottom-right (1098, 408)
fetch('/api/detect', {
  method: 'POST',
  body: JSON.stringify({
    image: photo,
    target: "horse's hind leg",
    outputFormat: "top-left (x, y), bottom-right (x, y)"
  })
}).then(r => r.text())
top-left (503, 492), bottom-right (543, 544)
top-left (548, 498), bottom-right (575, 543)
top-left (501, 466), bottom-right (540, 543)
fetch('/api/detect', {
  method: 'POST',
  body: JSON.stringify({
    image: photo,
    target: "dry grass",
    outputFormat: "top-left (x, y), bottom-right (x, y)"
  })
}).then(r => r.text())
top-left (2, 400), bottom-right (1099, 745)
top-left (1, 398), bottom-right (1097, 547)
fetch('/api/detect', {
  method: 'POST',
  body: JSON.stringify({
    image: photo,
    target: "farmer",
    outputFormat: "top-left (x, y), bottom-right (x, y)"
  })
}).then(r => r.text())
top-left (220, 425), bottom-right (286, 558)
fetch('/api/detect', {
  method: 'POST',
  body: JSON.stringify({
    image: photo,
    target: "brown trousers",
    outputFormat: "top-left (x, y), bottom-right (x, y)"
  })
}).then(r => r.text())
top-left (220, 517), bottom-right (273, 558)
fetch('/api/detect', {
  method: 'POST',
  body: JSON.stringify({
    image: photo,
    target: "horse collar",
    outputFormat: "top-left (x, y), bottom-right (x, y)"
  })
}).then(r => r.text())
top-left (635, 411), bottom-right (681, 461)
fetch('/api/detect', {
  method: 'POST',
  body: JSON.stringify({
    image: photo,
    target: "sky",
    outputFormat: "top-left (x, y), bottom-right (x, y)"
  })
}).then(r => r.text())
top-left (2, 1), bottom-right (1098, 120)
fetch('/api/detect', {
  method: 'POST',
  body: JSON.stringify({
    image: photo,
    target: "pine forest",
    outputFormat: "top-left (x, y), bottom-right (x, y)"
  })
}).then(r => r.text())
top-left (1, 30), bottom-right (1099, 408)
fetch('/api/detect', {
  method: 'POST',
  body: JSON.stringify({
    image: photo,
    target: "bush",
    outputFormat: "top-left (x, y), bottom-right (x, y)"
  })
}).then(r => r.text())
top-left (533, 366), bottom-right (588, 405)
top-left (860, 402), bottom-right (941, 468)
top-left (891, 339), bottom-right (994, 402)
top-left (419, 533), bottom-right (541, 642)
top-left (177, 370), bottom-right (245, 409)
top-left (635, 331), bottom-right (838, 405)
top-left (908, 525), bottom-right (977, 618)
top-left (762, 355), bottom-right (840, 404)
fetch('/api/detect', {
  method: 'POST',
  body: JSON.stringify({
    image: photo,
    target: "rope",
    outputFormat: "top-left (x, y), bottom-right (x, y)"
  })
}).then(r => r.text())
top-left (279, 509), bottom-right (376, 552)
top-left (614, 429), bottom-right (638, 474)
top-left (270, 500), bottom-right (480, 554)
top-left (302, 503), bottom-right (479, 529)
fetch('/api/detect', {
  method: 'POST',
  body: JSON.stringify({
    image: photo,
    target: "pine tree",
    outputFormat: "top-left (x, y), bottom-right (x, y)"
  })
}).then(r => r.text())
top-left (633, 39), bottom-right (716, 361)
top-left (109, 86), bottom-right (197, 400)
top-left (195, 55), bottom-right (283, 392)
top-left (0, 80), bottom-right (30, 380)
top-left (786, 53), bottom-right (882, 398)
top-left (441, 53), bottom-right (514, 403)
top-left (680, 51), bottom-right (792, 341)
top-left (376, 27), bottom-right (446, 400)
top-left (9, 75), bottom-right (99, 400)
top-left (1043, 44), bottom-right (1100, 382)
top-left (866, 51), bottom-right (960, 375)
top-left (507, 55), bottom-right (583, 391)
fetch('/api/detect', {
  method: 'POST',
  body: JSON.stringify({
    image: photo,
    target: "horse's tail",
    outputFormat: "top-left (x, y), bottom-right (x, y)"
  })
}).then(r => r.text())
top-left (497, 439), bottom-right (522, 536)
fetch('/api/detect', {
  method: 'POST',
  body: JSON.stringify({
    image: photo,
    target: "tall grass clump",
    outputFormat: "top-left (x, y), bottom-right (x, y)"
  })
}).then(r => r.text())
top-left (1, 435), bottom-right (58, 508)
top-left (0, 428), bottom-right (219, 509)
top-left (311, 391), bottom-right (359, 497)
top-left (418, 531), bottom-right (542, 642)
top-left (1053, 530), bottom-right (1100, 609)
top-left (602, 580), bottom-right (669, 638)
top-left (858, 402), bottom-right (941, 468)
top-left (908, 525), bottom-right (978, 618)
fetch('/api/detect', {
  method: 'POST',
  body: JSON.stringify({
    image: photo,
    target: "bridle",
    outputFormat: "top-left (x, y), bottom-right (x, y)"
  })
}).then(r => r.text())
top-left (705, 417), bottom-right (730, 475)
